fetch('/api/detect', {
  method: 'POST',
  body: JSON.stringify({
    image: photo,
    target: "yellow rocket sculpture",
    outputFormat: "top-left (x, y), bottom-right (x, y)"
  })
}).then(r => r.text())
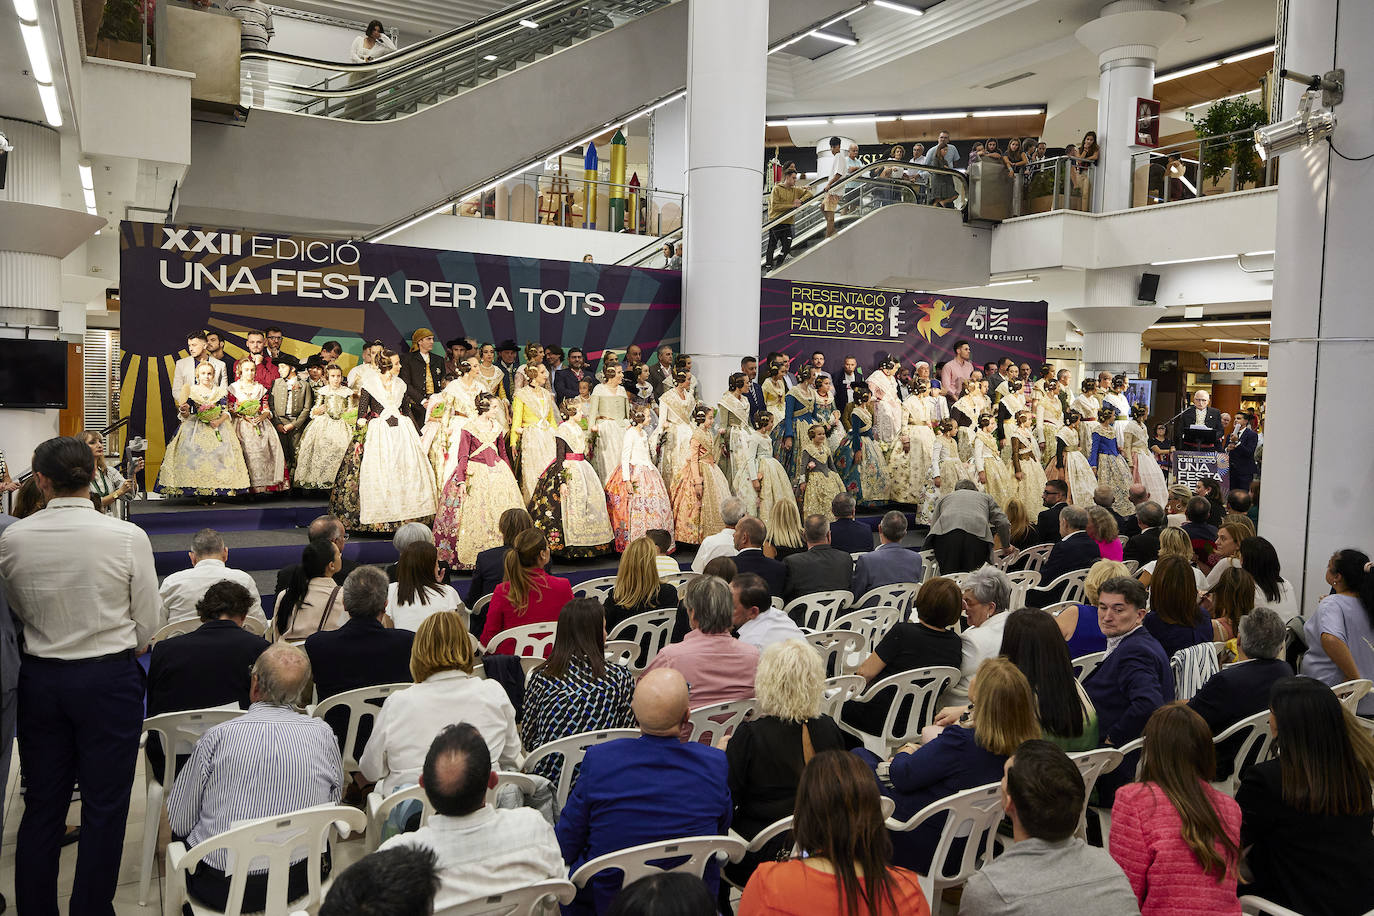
top-left (608, 129), bottom-right (628, 232)
top-left (582, 141), bottom-right (599, 229)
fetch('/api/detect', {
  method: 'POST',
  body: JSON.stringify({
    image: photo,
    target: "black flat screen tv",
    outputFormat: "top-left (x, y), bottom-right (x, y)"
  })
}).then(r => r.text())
top-left (0, 339), bottom-right (69, 409)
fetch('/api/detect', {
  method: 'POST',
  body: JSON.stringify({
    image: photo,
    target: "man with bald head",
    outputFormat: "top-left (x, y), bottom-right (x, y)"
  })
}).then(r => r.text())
top-left (381, 723), bottom-right (562, 912)
top-left (556, 669), bottom-right (732, 914)
top-left (168, 644), bottom-right (342, 910)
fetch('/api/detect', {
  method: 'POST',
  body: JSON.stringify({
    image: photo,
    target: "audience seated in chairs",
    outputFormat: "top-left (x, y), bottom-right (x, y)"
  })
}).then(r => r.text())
top-left (1054, 559), bottom-right (1129, 657)
top-left (998, 607), bottom-right (1099, 752)
top-left (158, 527), bottom-right (267, 628)
top-left (481, 529), bottom-right (573, 652)
top-left (1299, 549), bottom-right (1374, 714)
top-left (602, 537), bottom-right (678, 633)
top-left (556, 669), bottom-right (732, 915)
top-left (320, 845), bottom-right (440, 916)
top-left (862, 657), bottom-right (1040, 874)
top-left (1086, 506), bottom-right (1122, 562)
top-left (723, 639), bottom-right (846, 890)
top-left (146, 580), bottom-right (270, 774)
top-left (1136, 526), bottom-right (1208, 591)
top-left (851, 511), bottom-right (922, 598)
top-left (1036, 479), bottom-right (1070, 544)
top-left (521, 598), bottom-right (636, 783)
top-left (763, 499), bottom-right (808, 563)
top-left (168, 644), bottom-right (342, 912)
top-left (467, 507), bottom-right (533, 609)
top-left (386, 540), bottom-right (465, 632)
top-left (383, 521), bottom-right (437, 583)
top-left (957, 739), bottom-right (1138, 915)
top-left (1108, 703), bottom-right (1242, 915)
top-left (740, 750), bottom-right (930, 916)
top-left (1182, 496), bottom-right (1219, 566)
top-left (380, 723), bottom-right (564, 912)
top-left (692, 496), bottom-right (745, 572)
top-left (671, 555), bottom-right (736, 643)
top-left (360, 612), bottom-right (519, 796)
top-left (828, 493), bottom-right (874, 554)
top-left (1143, 555), bottom-right (1213, 657)
top-left (732, 572), bottom-right (804, 652)
top-left (1237, 676), bottom-right (1374, 916)
top-left (1118, 484), bottom-right (1149, 538)
top-left (645, 574), bottom-right (758, 709)
top-left (781, 513), bottom-right (855, 605)
top-left (274, 514), bottom-right (357, 593)
top-left (731, 516), bottom-right (787, 598)
top-left (1026, 505), bottom-right (1098, 607)
top-left (946, 565), bottom-right (1014, 706)
top-left (1122, 501), bottom-right (1165, 567)
top-left (271, 539), bottom-right (347, 642)
top-left (647, 527), bottom-right (681, 579)
top-left (843, 577), bottom-right (963, 737)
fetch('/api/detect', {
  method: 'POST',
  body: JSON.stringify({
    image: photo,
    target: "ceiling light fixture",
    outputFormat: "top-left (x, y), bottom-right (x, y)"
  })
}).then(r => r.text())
top-left (13, 0), bottom-right (38, 19)
top-left (78, 159), bottom-right (94, 191)
top-left (16, 6), bottom-right (61, 127)
top-left (1223, 44), bottom-right (1276, 64)
top-left (970, 108), bottom-right (1045, 117)
top-left (832, 115), bottom-right (877, 125)
top-left (1149, 254), bottom-right (1234, 266)
top-left (899, 111), bottom-right (969, 120)
top-left (810, 30), bottom-right (857, 45)
top-left (817, 5), bottom-right (867, 30)
top-left (518, 18), bottom-right (539, 28)
top-left (786, 118), bottom-right (830, 127)
top-left (1154, 61), bottom-right (1220, 84)
top-left (1187, 89), bottom-right (1259, 110)
top-left (1207, 338), bottom-right (1269, 346)
top-left (987, 277), bottom-right (1037, 286)
top-left (871, 0), bottom-right (924, 14)
top-left (483, 54), bottom-right (498, 61)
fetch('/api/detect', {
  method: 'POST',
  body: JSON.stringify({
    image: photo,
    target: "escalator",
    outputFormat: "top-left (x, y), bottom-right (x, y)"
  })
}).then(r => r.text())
top-left (617, 160), bottom-right (994, 291)
top-left (173, 0), bottom-right (860, 236)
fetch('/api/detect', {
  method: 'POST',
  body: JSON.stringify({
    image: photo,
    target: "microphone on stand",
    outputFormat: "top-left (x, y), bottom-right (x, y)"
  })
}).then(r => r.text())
top-left (122, 436), bottom-right (147, 502)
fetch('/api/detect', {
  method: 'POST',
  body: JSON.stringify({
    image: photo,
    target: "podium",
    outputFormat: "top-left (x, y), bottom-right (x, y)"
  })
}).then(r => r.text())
top-left (1173, 451), bottom-right (1230, 491)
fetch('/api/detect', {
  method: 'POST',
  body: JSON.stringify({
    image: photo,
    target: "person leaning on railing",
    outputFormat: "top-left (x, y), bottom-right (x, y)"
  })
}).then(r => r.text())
top-left (764, 163), bottom-right (813, 269)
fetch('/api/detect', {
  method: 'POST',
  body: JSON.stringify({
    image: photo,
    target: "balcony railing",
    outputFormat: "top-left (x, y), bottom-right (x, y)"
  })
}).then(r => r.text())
top-left (442, 174), bottom-right (685, 237)
top-left (1130, 129), bottom-right (1276, 208)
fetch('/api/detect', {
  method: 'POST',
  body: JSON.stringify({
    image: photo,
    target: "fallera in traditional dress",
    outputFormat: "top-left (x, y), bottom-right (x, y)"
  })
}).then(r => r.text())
top-left (656, 387), bottom-right (697, 492)
top-left (714, 392), bottom-right (752, 484)
top-left (429, 377), bottom-right (483, 498)
top-left (358, 374), bottom-right (436, 528)
top-left (899, 394), bottom-right (939, 516)
top-left (1037, 396), bottom-right (1064, 471)
top-left (761, 377), bottom-right (787, 429)
top-left (775, 385), bottom-right (820, 479)
top-left (529, 419), bottom-right (614, 558)
top-left (473, 364), bottom-right (512, 430)
top-left (294, 384), bottom-right (353, 489)
top-left (1071, 395), bottom-right (1100, 457)
top-left (434, 418), bottom-right (525, 569)
top-left (590, 383), bottom-right (630, 487)
top-left (512, 385), bottom-right (559, 500)
top-left (799, 441), bottom-right (846, 522)
top-left (227, 380), bottom-right (287, 492)
top-left (1055, 426), bottom-right (1097, 507)
top-left (868, 370), bottom-right (903, 443)
top-left (1089, 424), bottom-right (1134, 516)
top-left (733, 425), bottom-right (793, 520)
top-left (1122, 419), bottom-right (1168, 505)
top-left (605, 425), bottom-right (673, 553)
top-left (973, 429), bottom-right (1016, 510)
top-left (670, 426), bottom-right (731, 546)
top-left (1008, 428), bottom-right (1047, 516)
top-left (154, 384), bottom-right (251, 497)
top-left (835, 407), bottom-right (891, 507)
top-left (920, 435), bottom-right (973, 521)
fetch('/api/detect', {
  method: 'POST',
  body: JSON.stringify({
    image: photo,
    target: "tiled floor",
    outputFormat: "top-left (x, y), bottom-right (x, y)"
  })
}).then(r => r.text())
top-left (0, 748), bottom-right (369, 915)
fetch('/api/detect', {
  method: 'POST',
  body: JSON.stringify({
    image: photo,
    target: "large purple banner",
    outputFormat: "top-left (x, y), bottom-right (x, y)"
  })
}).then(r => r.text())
top-left (118, 221), bottom-right (682, 479)
top-left (760, 278), bottom-right (1047, 372)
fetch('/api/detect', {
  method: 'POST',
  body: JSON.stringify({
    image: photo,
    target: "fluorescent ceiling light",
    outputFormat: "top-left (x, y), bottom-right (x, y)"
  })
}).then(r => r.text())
top-left (20, 22), bottom-right (52, 84)
top-left (82, 187), bottom-right (96, 209)
top-left (1222, 44), bottom-right (1275, 64)
top-left (13, 0), bottom-right (39, 20)
top-left (971, 108), bottom-right (1044, 117)
top-left (765, 120), bottom-right (787, 127)
top-left (817, 5), bottom-right (866, 30)
top-left (1188, 89), bottom-right (1259, 110)
top-left (86, 206), bottom-right (98, 216)
top-left (1154, 61), bottom-right (1219, 84)
top-left (1243, 250), bottom-right (1275, 257)
top-left (483, 54), bottom-right (498, 61)
top-left (37, 82), bottom-right (61, 127)
top-left (787, 118), bottom-right (830, 127)
top-left (987, 277), bottom-right (1036, 286)
top-left (1207, 338), bottom-right (1269, 346)
top-left (900, 111), bottom-right (969, 120)
top-left (78, 160), bottom-right (93, 191)
top-left (810, 30), bottom-right (857, 45)
top-left (518, 18), bottom-right (539, 28)
top-left (1203, 319), bottom-right (1272, 327)
top-left (872, 0), bottom-right (924, 14)
top-left (832, 115), bottom-right (877, 125)
top-left (1151, 319), bottom-right (1272, 330)
top-left (1150, 254), bottom-right (1233, 266)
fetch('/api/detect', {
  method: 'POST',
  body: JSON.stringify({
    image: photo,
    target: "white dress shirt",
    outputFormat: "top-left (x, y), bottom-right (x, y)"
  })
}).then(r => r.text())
top-left (360, 669), bottom-right (519, 794)
top-left (386, 581), bottom-right (467, 631)
top-left (0, 497), bottom-right (161, 658)
top-left (691, 527), bottom-right (739, 574)
top-left (943, 611), bottom-right (1010, 707)
top-left (382, 806), bottom-right (564, 912)
top-left (160, 558), bottom-right (265, 627)
top-left (737, 609), bottom-right (805, 651)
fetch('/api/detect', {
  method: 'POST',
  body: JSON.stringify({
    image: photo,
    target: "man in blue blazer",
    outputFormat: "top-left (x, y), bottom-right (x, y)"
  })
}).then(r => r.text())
top-left (730, 518), bottom-right (787, 598)
top-left (556, 669), bottom-right (731, 914)
top-left (1227, 412), bottom-right (1260, 493)
top-left (851, 511), bottom-right (922, 599)
top-left (828, 493), bottom-right (874, 554)
top-left (742, 356), bottom-right (766, 421)
top-left (1026, 506), bottom-right (1101, 607)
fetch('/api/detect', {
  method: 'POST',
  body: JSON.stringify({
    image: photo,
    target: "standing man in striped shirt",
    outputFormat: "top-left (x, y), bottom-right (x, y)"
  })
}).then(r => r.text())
top-left (169, 643), bottom-right (342, 910)
top-left (226, 0), bottom-right (274, 109)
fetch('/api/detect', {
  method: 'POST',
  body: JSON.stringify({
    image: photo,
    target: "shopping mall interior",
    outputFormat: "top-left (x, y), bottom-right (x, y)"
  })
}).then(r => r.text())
top-left (1, 0), bottom-right (1372, 912)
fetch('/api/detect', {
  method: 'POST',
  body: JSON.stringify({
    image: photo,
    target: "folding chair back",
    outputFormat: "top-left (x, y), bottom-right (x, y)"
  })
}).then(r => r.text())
top-left (686, 697), bottom-right (757, 745)
top-left (571, 575), bottom-right (618, 601)
top-left (309, 682), bottom-right (412, 778)
top-left (804, 629), bottom-right (869, 677)
top-left (444, 880), bottom-right (578, 916)
top-left (522, 728), bottom-right (641, 814)
top-left (887, 783), bottom-right (1005, 904)
top-left (606, 609), bottom-right (677, 671)
top-left (568, 836), bottom-right (747, 891)
top-left (782, 590), bottom-right (853, 631)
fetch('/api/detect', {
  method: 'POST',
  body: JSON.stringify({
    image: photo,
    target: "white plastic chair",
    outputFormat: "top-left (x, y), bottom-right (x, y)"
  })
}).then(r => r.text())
top-left (1004, 568), bottom-right (1041, 608)
top-left (241, 615), bottom-right (268, 636)
top-left (568, 835), bottom-right (747, 893)
top-left (571, 575), bottom-right (617, 601)
top-left (469, 592), bottom-right (493, 623)
top-left (1071, 651), bottom-right (1106, 683)
top-left (1067, 748), bottom-right (1123, 840)
top-left (803, 629), bottom-right (869, 677)
top-left (522, 728), bottom-right (641, 815)
top-left (1010, 542), bottom-right (1053, 574)
top-left (724, 816), bottom-right (797, 890)
top-left (309, 682), bottom-right (412, 780)
top-left (918, 549), bottom-right (937, 583)
top-left (831, 606), bottom-right (901, 647)
top-left (163, 804), bottom-right (366, 916)
top-left (364, 771), bottom-right (537, 853)
top-left (1211, 709), bottom-right (1276, 796)
top-left (138, 706), bottom-right (247, 905)
top-left (1085, 736), bottom-right (1144, 841)
top-left (854, 583), bottom-right (920, 614)
top-left (1037, 569), bottom-right (1087, 605)
top-left (1240, 895), bottom-right (1307, 916)
top-left (885, 782), bottom-right (1005, 907)
top-left (686, 697), bottom-right (757, 745)
top-left (1122, 559), bottom-right (1139, 574)
top-left (149, 617), bottom-right (201, 647)
top-left (1332, 678), bottom-right (1373, 712)
top-left (660, 570), bottom-right (695, 590)
top-left (483, 621), bottom-right (558, 659)
top-left (606, 609), bottom-right (677, 672)
top-left (444, 879), bottom-right (578, 915)
top-left (604, 639), bottom-right (640, 668)
top-left (836, 665), bottom-right (959, 754)
top-left (782, 589), bottom-right (853, 631)
top-left (819, 674), bottom-right (866, 721)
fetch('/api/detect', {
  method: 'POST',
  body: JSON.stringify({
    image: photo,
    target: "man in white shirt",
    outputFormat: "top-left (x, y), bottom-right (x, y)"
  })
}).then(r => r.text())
top-left (691, 497), bottom-right (744, 573)
top-left (732, 573), bottom-right (803, 651)
top-left (0, 436), bottom-right (161, 913)
top-left (172, 330), bottom-right (227, 413)
top-left (382, 723), bottom-right (563, 912)
top-left (822, 136), bottom-right (853, 238)
top-left (941, 565), bottom-right (1013, 708)
top-left (161, 527), bottom-right (266, 627)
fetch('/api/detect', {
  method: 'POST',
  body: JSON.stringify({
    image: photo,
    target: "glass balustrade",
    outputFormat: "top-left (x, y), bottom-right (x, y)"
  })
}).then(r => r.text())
top-left (437, 174), bottom-right (685, 237)
top-left (1129, 130), bottom-right (1276, 208)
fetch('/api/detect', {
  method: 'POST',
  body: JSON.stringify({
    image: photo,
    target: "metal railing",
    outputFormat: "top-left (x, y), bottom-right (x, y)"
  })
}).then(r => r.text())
top-left (448, 174), bottom-right (685, 237)
top-left (240, 0), bottom-right (676, 121)
top-left (1129, 129), bottom-right (1276, 208)
top-left (1009, 156), bottom-right (1095, 215)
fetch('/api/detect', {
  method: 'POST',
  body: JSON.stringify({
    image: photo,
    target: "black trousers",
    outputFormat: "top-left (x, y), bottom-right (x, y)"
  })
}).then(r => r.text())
top-left (16, 651), bottom-right (144, 916)
top-left (185, 853), bottom-right (328, 912)
top-left (766, 224), bottom-right (794, 265)
top-left (929, 529), bottom-right (993, 574)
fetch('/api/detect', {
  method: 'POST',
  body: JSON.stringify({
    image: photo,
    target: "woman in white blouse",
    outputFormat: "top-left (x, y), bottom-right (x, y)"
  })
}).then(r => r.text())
top-left (387, 540), bottom-right (466, 631)
top-left (360, 612), bottom-right (518, 795)
top-left (349, 19), bottom-right (396, 63)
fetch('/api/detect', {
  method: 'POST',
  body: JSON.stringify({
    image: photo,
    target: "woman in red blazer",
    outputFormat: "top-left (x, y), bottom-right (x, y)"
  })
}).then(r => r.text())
top-left (481, 529), bottom-right (572, 654)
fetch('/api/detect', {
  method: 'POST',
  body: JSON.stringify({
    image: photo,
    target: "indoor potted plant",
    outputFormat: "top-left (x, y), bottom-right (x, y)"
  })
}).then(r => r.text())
top-left (1186, 95), bottom-right (1267, 193)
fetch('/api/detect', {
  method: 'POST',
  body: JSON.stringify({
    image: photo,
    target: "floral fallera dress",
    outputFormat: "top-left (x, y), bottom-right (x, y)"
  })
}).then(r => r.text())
top-left (605, 425), bottom-right (673, 553)
top-left (294, 384), bottom-right (353, 489)
top-left (834, 407), bottom-right (891, 507)
top-left (670, 425), bottom-right (731, 546)
top-left (799, 440), bottom-right (846, 522)
top-left (155, 384), bottom-right (251, 496)
top-left (228, 380), bottom-right (287, 492)
top-left (529, 420), bottom-right (614, 558)
top-left (433, 418), bottom-right (525, 569)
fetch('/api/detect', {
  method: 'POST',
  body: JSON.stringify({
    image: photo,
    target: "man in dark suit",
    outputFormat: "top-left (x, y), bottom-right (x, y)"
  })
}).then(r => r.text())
top-left (1118, 484), bottom-right (1149, 537)
top-left (730, 517), bottom-right (786, 598)
top-left (1177, 389), bottom-right (1225, 451)
top-left (851, 511), bottom-right (922, 598)
top-left (304, 566), bottom-right (414, 755)
top-left (275, 515), bottom-right (357, 594)
top-left (1027, 506), bottom-right (1101, 607)
top-left (782, 514), bottom-right (855, 608)
top-left (145, 580), bottom-right (270, 774)
top-left (741, 356), bottom-right (766, 420)
top-left (1036, 480), bottom-right (1070, 544)
top-left (1227, 412), bottom-right (1259, 493)
top-left (1122, 502), bottom-right (1166, 567)
top-left (400, 329), bottom-right (446, 428)
top-left (495, 339), bottom-right (520, 400)
top-left (832, 355), bottom-right (864, 415)
top-left (1092, 486), bottom-right (1129, 534)
top-left (828, 493), bottom-right (873, 554)
top-left (647, 344), bottom-right (674, 398)
top-left (553, 347), bottom-right (595, 403)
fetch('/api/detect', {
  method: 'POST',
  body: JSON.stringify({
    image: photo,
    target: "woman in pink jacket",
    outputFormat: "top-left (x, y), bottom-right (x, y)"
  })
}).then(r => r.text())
top-left (1109, 702), bottom-right (1242, 915)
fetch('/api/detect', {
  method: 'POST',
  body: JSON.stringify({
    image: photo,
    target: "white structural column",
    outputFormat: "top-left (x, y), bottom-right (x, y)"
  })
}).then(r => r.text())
top-left (1262, 0), bottom-right (1374, 609)
top-left (1075, 1), bottom-right (1184, 212)
top-left (681, 0), bottom-right (767, 403)
top-left (1062, 271), bottom-right (1164, 376)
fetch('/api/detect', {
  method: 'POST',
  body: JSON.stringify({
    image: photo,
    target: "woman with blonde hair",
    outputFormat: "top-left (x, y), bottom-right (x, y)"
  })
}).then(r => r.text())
top-left (763, 497), bottom-right (806, 561)
top-left (1003, 497), bottom-right (1040, 550)
top-left (870, 657), bottom-right (1041, 872)
top-left (1087, 505), bottom-right (1122, 561)
top-left (360, 611), bottom-right (519, 795)
top-left (1203, 521), bottom-right (1253, 587)
top-left (1055, 559), bottom-right (1129, 655)
top-left (1137, 526), bottom-right (1207, 590)
top-left (603, 536), bottom-right (678, 631)
top-left (480, 529), bottom-right (573, 653)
